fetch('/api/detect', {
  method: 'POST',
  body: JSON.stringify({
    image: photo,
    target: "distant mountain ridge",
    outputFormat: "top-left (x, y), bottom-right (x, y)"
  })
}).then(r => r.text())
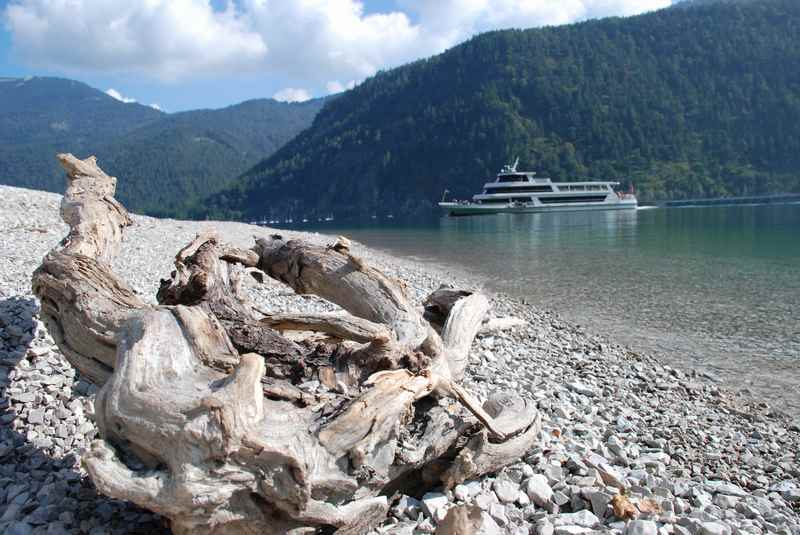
top-left (95, 97), bottom-right (326, 216)
top-left (201, 0), bottom-right (800, 221)
top-left (0, 77), bottom-right (326, 216)
top-left (0, 77), bottom-right (164, 197)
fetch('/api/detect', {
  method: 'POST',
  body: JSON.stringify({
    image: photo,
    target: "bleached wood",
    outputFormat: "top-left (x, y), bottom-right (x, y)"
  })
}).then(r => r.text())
top-left (442, 395), bottom-right (542, 487)
top-left (262, 311), bottom-right (390, 343)
top-left (440, 293), bottom-right (490, 382)
top-left (34, 154), bottom-right (542, 534)
top-left (32, 154), bottom-right (145, 384)
top-left (253, 235), bottom-right (429, 349)
top-left (479, 316), bottom-right (528, 334)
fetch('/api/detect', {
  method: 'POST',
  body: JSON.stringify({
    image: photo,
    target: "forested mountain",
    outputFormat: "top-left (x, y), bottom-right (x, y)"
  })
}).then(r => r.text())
top-left (95, 98), bottom-right (325, 216)
top-left (0, 77), bottom-right (326, 215)
top-left (0, 77), bottom-right (163, 193)
top-left (202, 0), bottom-right (800, 221)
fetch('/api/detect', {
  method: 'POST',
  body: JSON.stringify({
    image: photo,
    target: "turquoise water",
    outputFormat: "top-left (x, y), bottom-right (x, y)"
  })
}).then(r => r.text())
top-left (293, 204), bottom-right (800, 413)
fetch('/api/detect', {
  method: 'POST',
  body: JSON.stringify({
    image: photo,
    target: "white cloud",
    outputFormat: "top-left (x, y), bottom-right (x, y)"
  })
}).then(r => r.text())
top-left (326, 80), bottom-right (358, 94)
top-left (5, 0), bottom-right (673, 91)
top-left (242, 0), bottom-right (422, 85)
top-left (149, 103), bottom-right (163, 111)
top-left (4, 0), bottom-right (267, 81)
top-left (272, 87), bottom-right (312, 103)
top-left (105, 88), bottom-right (136, 103)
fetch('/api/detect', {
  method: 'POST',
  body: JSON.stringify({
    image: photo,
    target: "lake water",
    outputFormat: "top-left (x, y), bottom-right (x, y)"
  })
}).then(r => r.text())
top-left (293, 204), bottom-right (800, 414)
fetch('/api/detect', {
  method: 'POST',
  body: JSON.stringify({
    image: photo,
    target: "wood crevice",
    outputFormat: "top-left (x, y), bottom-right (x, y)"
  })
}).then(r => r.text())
top-left (32, 153), bottom-right (542, 534)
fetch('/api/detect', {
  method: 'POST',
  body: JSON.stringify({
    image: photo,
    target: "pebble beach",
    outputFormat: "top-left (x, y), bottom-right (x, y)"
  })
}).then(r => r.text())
top-left (1, 185), bottom-right (798, 535)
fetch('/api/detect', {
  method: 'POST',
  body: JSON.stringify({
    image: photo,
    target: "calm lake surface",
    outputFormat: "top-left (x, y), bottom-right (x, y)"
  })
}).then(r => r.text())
top-left (295, 204), bottom-right (800, 414)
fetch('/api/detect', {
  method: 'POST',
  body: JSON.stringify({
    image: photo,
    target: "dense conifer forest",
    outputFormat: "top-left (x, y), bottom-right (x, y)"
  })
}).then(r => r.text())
top-left (202, 0), bottom-right (800, 220)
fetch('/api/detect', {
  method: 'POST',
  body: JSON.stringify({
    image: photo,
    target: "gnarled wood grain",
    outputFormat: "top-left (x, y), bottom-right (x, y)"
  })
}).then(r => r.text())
top-left (33, 154), bottom-right (541, 534)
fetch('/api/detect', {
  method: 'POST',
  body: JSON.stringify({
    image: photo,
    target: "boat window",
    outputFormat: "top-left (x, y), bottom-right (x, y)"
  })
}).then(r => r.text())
top-left (488, 185), bottom-right (553, 194)
top-left (557, 184), bottom-right (613, 192)
top-left (482, 197), bottom-right (512, 204)
top-left (539, 195), bottom-right (607, 204)
top-left (497, 174), bottom-right (528, 183)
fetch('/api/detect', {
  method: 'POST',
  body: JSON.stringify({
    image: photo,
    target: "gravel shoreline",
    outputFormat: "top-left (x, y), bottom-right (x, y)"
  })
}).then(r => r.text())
top-left (1, 185), bottom-right (798, 535)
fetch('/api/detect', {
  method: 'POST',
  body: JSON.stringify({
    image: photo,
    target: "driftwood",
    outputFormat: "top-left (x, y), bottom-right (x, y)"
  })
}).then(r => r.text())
top-left (32, 154), bottom-right (542, 534)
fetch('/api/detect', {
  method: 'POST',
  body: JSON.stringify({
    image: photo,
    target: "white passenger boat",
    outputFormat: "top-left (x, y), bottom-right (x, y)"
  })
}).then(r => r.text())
top-left (439, 159), bottom-right (637, 216)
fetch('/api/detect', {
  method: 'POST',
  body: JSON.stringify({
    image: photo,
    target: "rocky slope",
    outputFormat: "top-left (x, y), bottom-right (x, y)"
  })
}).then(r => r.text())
top-left (0, 185), bottom-right (798, 535)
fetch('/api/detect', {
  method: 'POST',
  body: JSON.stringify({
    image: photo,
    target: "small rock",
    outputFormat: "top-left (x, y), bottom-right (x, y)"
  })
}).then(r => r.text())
top-left (552, 510), bottom-right (599, 528)
top-left (699, 522), bottom-right (731, 535)
top-left (422, 492), bottom-right (449, 518)
top-left (625, 520), bottom-right (658, 535)
top-left (587, 490), bottom-right (612, 518)
top-left (488, 503), bottom-right (508, 526)
top-left (568, 381), bottom-right (595, 397)
top-left (492, 477), bottom-right (520, 504)
top-left (475, 491), bottom-right (498, 511)
top-left (705, 481), bottom-right (747, 497)
top-left (712, 494), bottom-right (738, 509)
top-left (392, 495), bottom-right (422, 519)
top-left (554, 527), bottom-right (592, 535)
top-left (536, 519), bottom-right (555, 535)
top-left (525, 475), bottom-right (553, 506)
top-left (454, 484), bottom-right (470, 502)
top-left (543, 464), bottom-right (564, 484)
top-left (552, 491), bottom-right (570, 507)
top-left (6, 522), bottom-right (34, 535)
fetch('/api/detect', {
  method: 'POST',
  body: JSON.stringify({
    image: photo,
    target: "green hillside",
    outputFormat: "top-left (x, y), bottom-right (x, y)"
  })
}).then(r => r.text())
top-left (0, 77), bottom-right (163, 192)
top-left (96, 98), bottom-right (325, 216)
top-left (0, 77), bottom-right (325, 216)
top-left (202, 0), bottom-right (800, 221)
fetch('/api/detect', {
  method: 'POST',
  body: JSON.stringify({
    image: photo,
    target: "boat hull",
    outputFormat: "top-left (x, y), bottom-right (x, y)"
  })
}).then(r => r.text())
top-left (439, 200), bottom-right (637, 216)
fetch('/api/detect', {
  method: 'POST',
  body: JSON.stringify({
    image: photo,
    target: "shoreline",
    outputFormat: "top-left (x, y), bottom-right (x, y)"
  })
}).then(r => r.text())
top-left (1, 185), bottom-right (798, 534)
top-left (305, 206), bottom-right (800, 419)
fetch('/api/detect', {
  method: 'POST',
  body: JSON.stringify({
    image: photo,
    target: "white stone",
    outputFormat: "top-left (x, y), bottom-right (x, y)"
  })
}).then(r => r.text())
top-left (699, 522), bottom-right (731, 535)
top-left (489, 502), bottom-right (508, 526)
top-left (705, 481), bottom-right (747, 497)
top-left (554, 527), bottom-right (592, 535)
top-left (543, 464), bottom-right (564, 484)
top-left (421, 492), bottom-right (449, 518)
top-left (713, 494), bottom-right (739, 509)
top-left (475, 491), bottom-right (498, 511)
top-left (552, 510), bottom-right (599, 528)
top-left (492, 477), bottom-right (520, 504)
top-left (536, 519), bottom-right (555, 535)
top-left (625, 520), bottom-right (658, 535)
top-left (454, 484), bottom-right (470, 502)
top-left (568, 381), bottom-right (595, 396)
top-left (478, 512), bottom-right (503, 535)
top-left (525, 474), bottom-right (553, 506)
top-left (463, 479), bottom-right (483, 497)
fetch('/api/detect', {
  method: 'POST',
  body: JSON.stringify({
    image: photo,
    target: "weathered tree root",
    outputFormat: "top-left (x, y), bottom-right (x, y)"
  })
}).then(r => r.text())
top-left (32, 154), bottom-right (542, 534)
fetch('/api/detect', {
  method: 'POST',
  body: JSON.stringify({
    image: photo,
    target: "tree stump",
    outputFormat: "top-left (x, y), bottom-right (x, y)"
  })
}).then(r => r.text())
top-left (32, 154), bottom-right (542, 534)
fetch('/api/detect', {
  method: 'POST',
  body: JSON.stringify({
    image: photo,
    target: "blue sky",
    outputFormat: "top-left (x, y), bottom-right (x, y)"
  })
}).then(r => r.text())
top-left (0, 0), bottom-right (672, 112)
